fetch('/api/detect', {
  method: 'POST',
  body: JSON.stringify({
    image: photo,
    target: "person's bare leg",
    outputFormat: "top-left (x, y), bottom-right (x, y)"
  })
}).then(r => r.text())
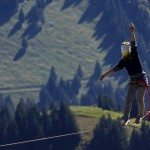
top-left (123, 84), bottom-right (137, 122)
top-left (134, 86), bottom-right (146, 124)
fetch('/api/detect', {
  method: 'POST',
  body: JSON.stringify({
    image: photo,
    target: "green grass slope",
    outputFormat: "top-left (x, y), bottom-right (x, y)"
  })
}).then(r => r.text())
top-left (0, 0), bottom-right (104, 89)
top-left (71, 106), bottom-right (144, 150)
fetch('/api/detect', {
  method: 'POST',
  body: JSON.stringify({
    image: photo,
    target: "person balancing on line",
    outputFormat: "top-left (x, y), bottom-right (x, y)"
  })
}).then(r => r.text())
top-left (100, 23), bottom-right (149, 125)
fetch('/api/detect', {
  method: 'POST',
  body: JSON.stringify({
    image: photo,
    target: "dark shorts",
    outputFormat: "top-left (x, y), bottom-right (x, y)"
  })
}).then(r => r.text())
top-left (129, 72), bottom-right (149, 87)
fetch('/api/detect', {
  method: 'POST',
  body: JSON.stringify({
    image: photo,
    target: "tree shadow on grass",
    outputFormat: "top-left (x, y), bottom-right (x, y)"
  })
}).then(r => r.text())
top-left (36, 0), bottom-right (53, 9)
top-left (0, 2), bottom-right (18, 26)
top-left (79, 0), bottom-right (130, 83)
top-left (61, 0), bottom-right (82, 11)
top-left (78, 0), bottom-right (105, 23)
top-left (8, 21), bottom-right (22, 37)
top-left (21, 0), bottom-right (53, 40)
top-left (20, 5), bottom-right (42, 40)
top-left (0, 0), bottom-right (25, 26)
top-left (22, 22), bottom-right (42, 39)
top-left (8, 9), bottom-right (25, 37)
top-left (13, 47), bottom-right (26, 61)
top-left (13, 39), bottom-right (28, 61)
top-left (79, 0), bottom-right (129, 64)
top-left (13, 0), bottom-right (53, 61)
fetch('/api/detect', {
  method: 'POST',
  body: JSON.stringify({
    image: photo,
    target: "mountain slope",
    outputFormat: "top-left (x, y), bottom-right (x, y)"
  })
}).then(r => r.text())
top-left (1, 0), bottom-right (150, 102)
top-left (0, 0), bottom-right (102, 88)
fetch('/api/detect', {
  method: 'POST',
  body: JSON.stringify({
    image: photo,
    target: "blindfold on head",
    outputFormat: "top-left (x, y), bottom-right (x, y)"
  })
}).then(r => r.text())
top-left (121, 42), bottom-right (131, 57)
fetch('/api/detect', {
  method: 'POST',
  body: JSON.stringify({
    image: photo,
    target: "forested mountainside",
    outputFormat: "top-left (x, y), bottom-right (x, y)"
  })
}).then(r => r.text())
top-left (0, 0), bottom-right (150, 103)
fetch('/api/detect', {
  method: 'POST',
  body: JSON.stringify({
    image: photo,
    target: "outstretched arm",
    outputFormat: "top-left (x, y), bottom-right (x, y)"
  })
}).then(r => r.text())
top-left (129, 23), bottom-right (136, 42)
top-left (100, 68), bottom-right (115, 81)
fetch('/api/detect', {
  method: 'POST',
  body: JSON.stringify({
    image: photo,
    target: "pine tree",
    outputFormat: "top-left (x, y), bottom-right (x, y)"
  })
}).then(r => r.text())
top-left (87, 115), bottom-right (113, 150)
top-left (50, 107), bottom-right (62, 137)
top-left (25, 105), bottom-right (44, 150)
top-left (82, 61), bottom-right (103, 106)
top-left (87, 115), bottom-right (127, 150)
top-left (15, 99), bottom-right (28, 141)
top-left (0, 107), bottom-right (11, 144)
top-left (76, 65), bottom-right (83, 79)
top-left (59, 78), bottom-right (66, 90)
top-left (5, 95), bottom-right (15, 118)
top-left (81, 78), bottom-right (100, 106)
top-left (47, 66), bottom-right (57, 100)
top-left (48, 66), bottom-right (57, 83)
top-left (87, 60), bottom-right (101, 87)
top-left (80, 94), bottom-right (93, 106)
top-left (60, 102), bottom-right (81, 149)
top-left (56, 86), bottom-right (68, 104)
top-left (71, 74), bottom-right (81, 95)
top-left (93, 60), bottom-right (101, 80)
top-left (51, 102), bottom-right (81, 150)
top-left (41, 108), bottom-right (52, 137)
top-left (129, 128), bottom-right (141, 150)
top-left (38, 86), bottom-right (53, 110)
top-left (58, 74), bottom-right (80, 105)
top-left (27, 105), bottom-right (44, 139)
top-left (65, 80), bottom-right (74, 100)
top-left (0, 94), bottom-right (5, 111)
top-left (6, 120), bottom-right (18, 144)
top-left (108, 119), bottom-right (128, 150)
top-left (62, 79), bottom-right (77, 105)
top-left (140, 122), bottom-right (150, 150)
top-left (98, 96), bottom-right (114, 110)
top-left (87, 78), bottom-right (98, 97)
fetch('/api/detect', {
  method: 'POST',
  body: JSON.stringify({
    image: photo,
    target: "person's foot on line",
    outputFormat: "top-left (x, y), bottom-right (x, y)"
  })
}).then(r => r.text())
top-left (134, 116), bottom-right (141, 124)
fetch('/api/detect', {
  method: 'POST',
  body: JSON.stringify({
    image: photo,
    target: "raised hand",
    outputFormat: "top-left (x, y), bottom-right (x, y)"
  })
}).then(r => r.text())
top-left (129, 23), bottom-right (136, 32)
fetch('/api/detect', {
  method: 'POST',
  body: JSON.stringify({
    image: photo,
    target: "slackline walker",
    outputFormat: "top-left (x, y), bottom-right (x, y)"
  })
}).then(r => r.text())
top-left (100, 23), bottom-right (149, 126)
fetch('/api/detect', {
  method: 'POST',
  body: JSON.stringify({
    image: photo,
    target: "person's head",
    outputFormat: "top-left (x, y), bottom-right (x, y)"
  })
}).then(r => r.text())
top-left (121, 41), bottom-right (131, 58)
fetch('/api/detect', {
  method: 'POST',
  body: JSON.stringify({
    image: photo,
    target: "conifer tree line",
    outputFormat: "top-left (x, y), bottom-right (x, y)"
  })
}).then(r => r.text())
top-left (86, 115), bottom-right (150, 150)
top-left (0, 95), bottom-right (80, 150)
top-left (38, 62), bottom-right (119, 112)
top-left (38, 65), bottom-right (83, 110)
top-left (1, 96), bottom-right (150, 150)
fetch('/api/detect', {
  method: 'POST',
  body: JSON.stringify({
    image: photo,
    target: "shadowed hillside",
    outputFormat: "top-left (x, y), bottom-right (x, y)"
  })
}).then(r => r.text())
top-left (0, 0), bottom-right (150, 102)
top-left (0, 0), bottom-right (101, 88)
top-left (78, 0), bottom-right (150, 84)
